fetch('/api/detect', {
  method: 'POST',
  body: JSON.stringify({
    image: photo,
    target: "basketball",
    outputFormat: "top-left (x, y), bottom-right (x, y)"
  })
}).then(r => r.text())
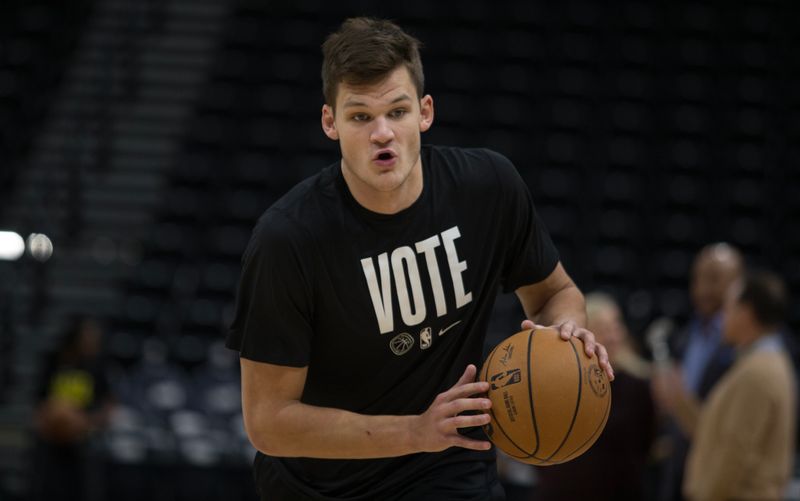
top-left (479, 327), bottom-right (611, 465)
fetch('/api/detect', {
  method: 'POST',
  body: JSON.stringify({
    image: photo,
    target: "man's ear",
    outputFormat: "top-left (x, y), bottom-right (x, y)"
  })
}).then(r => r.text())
top-left (321, 104), bottom-right (339, 140)
top-left (419, 95), bottom-right (434, 132)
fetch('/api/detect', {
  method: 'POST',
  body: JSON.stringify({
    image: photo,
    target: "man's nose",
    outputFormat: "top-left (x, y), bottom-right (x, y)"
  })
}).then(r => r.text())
top-left (370, 117), bottom-right (394, 144)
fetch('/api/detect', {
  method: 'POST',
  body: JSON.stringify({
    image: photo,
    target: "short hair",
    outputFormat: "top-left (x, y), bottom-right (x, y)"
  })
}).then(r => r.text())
top-left (321, 17), bottom-right (424, 107)
top-left (737, 270), bottom-right (788, 328)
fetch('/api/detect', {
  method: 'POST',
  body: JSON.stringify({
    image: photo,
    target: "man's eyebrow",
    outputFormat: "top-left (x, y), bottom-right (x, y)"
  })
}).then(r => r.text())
top-left (388, 94), bottom-right (412, 104)
top-left (342, 94), bottom-right (413, 108)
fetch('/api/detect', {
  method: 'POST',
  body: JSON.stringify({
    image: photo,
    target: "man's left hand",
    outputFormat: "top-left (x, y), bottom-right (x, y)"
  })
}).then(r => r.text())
top-left (520, 319), bottom-right (615, 381)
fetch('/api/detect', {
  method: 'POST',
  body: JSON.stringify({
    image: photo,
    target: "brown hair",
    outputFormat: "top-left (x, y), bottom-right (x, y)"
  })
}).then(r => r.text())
top-left (737, 270), bottom-right (788, 328)
top-left (321, 17), bottom-right (424, 107)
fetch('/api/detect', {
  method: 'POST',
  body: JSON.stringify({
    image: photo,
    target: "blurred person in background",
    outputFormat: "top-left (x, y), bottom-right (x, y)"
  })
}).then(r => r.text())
top-left (675, 270), bottom-right (795, 501)
top-left (30, 315), bottom-right (115, 501)
top-left (532, 292), bottom-right (656, 501)
top-left (651, 242), bottom-right (742, 501)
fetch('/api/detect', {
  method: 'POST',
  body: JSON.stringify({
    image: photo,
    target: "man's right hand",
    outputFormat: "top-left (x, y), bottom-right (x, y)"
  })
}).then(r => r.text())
top-left (411, 364), bottom-right (493, 452)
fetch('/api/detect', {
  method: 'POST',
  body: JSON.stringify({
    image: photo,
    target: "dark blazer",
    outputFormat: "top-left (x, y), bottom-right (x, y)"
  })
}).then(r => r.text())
top-left (668, 318), bottom-right (734, 399)
top-left (658, 316), bottom-right (735, 501)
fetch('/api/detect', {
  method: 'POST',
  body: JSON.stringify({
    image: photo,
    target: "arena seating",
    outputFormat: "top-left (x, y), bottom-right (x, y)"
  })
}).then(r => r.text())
top-left (123, 0), bottom-right (799, 339)
top-left (0, 1), bottom-right (93, 218)
top-left (1, 1), bottom-right (798, 500)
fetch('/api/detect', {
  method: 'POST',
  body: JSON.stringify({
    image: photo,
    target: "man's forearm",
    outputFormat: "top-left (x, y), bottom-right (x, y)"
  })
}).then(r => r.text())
top-left (515, 263), bottom-right (587, 329)
top-left (532, 283), bottom-right (587, 328)
top-left (247, 400), bottom-right (418, 459)
top-left (242, 361), bottom-right (491, 459)
top-left (515, 264), bottom-right (614, 380)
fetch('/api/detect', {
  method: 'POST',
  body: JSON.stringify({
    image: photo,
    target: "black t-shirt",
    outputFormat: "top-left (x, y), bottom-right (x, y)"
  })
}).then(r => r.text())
top-left (227, 144), bottom-right (559, 500)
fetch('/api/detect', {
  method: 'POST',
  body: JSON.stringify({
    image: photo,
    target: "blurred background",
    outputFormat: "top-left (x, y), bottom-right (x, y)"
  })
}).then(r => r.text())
top-left (0, 0), bottom-right (797, 500)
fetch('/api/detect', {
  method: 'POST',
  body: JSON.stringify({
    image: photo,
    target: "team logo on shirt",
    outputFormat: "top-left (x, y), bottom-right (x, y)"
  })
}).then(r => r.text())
top-left (438, 320), bottom-right (461, 337)
top-left (420, 328), bottom-right (433, 350)
top-left (389, 333), bottom-right (415, 356)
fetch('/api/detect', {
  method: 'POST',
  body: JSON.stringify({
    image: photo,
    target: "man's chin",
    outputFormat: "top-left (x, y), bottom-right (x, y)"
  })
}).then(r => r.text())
top-left (371, 170), bottom-right (409, 191)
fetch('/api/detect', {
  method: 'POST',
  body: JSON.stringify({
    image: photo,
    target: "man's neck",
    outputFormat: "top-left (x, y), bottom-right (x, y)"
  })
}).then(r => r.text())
top-left (340, 158), bottom-right (424, 215)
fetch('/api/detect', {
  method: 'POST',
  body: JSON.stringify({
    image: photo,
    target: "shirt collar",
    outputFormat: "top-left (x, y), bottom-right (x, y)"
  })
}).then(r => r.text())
top-left (740, 333), bottom-right (783, 357)
top-left (690, 312), bottom-right (724, 340)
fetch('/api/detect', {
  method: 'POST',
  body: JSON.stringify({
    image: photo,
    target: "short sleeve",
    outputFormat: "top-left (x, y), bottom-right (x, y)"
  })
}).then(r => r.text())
top-left (226, 210), bottom-right (315, 367)
top-left (485, 150), bottom-right (559, 292)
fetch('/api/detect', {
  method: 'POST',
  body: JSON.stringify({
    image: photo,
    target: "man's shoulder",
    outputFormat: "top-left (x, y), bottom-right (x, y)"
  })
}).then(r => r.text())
top-left (259, 163), bottom-right (341, 227)
top-left (244, 165), bottom-right (339, 253)
top-left (707, 349), bottom-right (793, 410)
top-left (426, 144), bottom-right (514, 170)
top-left (425, 144), bottom-right (521, 191)
top-left (273, 163), bottom-right (339, 213)
top-left (739, 348), bottom-right (795, 385)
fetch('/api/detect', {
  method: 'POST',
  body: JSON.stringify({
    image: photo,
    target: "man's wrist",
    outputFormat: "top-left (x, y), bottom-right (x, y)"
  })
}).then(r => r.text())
top-left (404, 414), bottom-right (422, 454)
top-left (551, 317), bottom-right (586, 329)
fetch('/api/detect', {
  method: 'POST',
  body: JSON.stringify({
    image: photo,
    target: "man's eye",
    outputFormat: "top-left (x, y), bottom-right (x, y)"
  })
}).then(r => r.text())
top-left (352, 114), bottom-right (370, 122)
top-left (389, 109), bottom-right (407, 119)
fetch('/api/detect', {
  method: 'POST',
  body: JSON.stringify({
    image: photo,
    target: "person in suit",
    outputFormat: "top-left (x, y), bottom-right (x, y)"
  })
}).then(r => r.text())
top-left (651, 242), bottom-right (743, 501)
top-left (682, 270), bottom-right (796, 500)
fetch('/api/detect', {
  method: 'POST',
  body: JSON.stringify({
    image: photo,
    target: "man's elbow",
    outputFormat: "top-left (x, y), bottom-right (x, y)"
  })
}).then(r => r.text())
top-left (243, 410), bottom-right (299, 457)
top-left (246, 423), bottom-right (286, 456)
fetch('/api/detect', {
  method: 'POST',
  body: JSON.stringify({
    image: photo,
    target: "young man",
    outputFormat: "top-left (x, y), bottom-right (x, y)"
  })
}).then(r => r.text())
top-left (683, 271), bottom-right (796, 501)
top-left (227, 17), bottom-right (612, 500)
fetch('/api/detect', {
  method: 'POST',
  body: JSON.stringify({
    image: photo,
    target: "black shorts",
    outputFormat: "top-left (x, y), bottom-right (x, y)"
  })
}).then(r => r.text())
top-left (256, 457), bottom-right (506, 501)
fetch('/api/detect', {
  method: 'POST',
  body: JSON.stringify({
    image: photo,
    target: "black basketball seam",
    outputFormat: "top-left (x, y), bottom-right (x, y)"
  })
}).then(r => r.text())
top-left (484, 339), bottom-right (530, 459)
top-left (521, 330), bottom-right (555, 464)
top-left (540, 336), bottom-right (583, 462)
top-left (526, 329), bottom-right (541, 457)
top-left (540, 401), bottom-right (611, 466)
top-left (556, 369), bottom-right (612, 463)
top-left (520, 333), bottom-right (572, 464)
top-left (541, 339), bottom-right (602, 465)
top-left (558, 380), bottom-right (612, 463)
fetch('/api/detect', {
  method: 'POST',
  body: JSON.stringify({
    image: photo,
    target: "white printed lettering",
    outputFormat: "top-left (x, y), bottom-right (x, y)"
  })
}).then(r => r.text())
top-left (441, 226), bottom-right (472, 308)
top-left (361, 253), bottom-right (394, 334)
top-left (415, 235), bottom-right (447, 317)
top-left (391, 246), bottom-right (426, 327)
top-left (360, 226), bottom-right (472, 334)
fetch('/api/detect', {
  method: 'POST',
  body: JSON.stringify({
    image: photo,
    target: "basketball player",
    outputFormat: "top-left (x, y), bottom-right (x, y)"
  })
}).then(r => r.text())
top-left (227, 17), bottom-right (613, 501)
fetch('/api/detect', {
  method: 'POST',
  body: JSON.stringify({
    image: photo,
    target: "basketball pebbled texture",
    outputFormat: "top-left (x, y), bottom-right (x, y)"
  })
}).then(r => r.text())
top-left (479, 328), bottom-right (611, 465)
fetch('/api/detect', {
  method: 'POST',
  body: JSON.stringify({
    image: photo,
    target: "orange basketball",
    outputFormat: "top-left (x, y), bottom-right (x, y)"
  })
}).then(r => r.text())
top-left (479, 327), bottom-right (611, 465)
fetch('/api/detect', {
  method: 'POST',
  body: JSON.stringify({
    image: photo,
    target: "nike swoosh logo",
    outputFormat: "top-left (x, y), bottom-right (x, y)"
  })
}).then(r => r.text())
top-left (438, 320), bottom-right (462, 337)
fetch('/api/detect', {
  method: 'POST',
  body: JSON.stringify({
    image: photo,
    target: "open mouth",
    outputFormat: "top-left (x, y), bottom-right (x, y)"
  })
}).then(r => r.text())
top-left (374, 149), bottom-right (396, 163)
